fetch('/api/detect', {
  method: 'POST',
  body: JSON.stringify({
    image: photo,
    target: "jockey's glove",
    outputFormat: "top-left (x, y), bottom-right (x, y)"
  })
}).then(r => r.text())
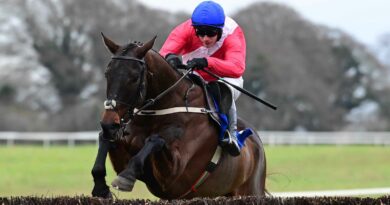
top-left (187, 58), bottom-right (208, 70)
top-left (165, 53), bottom-right (183, 69)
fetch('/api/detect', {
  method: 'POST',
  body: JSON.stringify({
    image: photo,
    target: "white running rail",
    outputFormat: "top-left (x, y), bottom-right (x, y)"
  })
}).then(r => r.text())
top-left (0, 131), bottom-right (99, 147)
top-left (260, 131), bottom-right (390, 145)
top-left (1, 131), bottom-right (390, 147)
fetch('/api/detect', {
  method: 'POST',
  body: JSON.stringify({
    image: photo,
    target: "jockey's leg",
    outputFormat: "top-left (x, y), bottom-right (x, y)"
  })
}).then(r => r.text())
top-left (221, 94), bottom-right (241, 156)
top-left (219, 77), bottom-right (243, 156)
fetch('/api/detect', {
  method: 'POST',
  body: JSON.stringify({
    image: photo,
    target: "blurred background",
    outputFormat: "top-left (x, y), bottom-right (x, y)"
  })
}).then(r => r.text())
top-left (1, 0), bottom-right (390, 198)
top-left (1, 0), bottom-right (390, 132)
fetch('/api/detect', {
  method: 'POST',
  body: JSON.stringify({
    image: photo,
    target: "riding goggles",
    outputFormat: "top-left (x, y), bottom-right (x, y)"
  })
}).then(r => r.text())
top-left (195, 27), bottom-right (219, 37)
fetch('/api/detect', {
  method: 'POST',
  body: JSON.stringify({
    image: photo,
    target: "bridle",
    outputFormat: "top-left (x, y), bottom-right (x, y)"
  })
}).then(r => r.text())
top-left (103, 54), bottom-right (193, 124)
top-left (103, 55), bottom-right (146, 124)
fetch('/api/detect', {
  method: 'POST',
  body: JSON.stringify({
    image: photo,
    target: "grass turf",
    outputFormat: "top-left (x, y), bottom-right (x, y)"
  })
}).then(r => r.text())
top-left (0, 145), bottom-right (389, 198)
top-left (266, 145), bottom-right (390, 192)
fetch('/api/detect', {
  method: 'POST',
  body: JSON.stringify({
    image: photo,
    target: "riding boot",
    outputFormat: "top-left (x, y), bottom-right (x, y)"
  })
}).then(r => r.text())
top-left (221, 102), bottom-right (241, 156)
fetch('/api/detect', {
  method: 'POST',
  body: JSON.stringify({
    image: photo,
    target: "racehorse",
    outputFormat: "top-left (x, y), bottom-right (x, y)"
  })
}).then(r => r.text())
top-left (91, 33), bottom-right (267, 199)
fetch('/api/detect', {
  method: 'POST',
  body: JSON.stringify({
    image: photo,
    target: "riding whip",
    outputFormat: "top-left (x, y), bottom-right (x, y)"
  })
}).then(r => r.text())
top-left (201, 68), bottom-right (277, 110)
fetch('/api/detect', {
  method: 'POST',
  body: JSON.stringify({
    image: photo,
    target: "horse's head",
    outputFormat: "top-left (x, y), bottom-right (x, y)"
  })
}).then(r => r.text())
top-left (100, 33), bottom-right (156, 132)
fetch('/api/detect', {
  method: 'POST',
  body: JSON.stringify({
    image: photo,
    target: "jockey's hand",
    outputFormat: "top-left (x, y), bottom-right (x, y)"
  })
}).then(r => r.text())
top-left (165, 53), bottom-right (183, 68)
top-left (187, 58), bottom-right (208, 70)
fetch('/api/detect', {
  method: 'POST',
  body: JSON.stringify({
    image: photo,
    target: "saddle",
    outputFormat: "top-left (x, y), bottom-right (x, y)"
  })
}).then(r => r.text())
top-left (188, 73), bottom-right (253, 147)
top-left (188, 74), bottom-right (236, 143)
top-left (188, 74), bottom-right (231, 125)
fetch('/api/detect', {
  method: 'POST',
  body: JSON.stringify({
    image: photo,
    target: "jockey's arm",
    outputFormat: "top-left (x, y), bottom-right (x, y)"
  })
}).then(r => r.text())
top-left (206, 28), bottom-right (246, 78)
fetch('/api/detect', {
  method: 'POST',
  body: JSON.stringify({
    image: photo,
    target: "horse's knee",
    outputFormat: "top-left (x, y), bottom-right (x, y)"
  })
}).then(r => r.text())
top-left (145, 134), bottom-right (166, 152)
top-left (118, 135), bottom-right (165, 179)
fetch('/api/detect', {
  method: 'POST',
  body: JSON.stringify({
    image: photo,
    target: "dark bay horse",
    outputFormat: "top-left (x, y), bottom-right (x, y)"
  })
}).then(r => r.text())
top-left (91, 33), bottom-right (267, 199)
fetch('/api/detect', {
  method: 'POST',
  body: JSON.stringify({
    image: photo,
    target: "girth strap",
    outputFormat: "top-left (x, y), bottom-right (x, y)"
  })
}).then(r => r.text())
top-left (178, 146), bottom-right (222, 198)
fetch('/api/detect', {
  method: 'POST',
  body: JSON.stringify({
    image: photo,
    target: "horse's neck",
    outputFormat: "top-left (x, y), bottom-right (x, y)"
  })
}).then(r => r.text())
top-left (145, 52), bottom-right (188, 107)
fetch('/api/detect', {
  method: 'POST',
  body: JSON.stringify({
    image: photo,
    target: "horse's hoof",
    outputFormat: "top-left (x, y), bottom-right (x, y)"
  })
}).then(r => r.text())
top-left (104, 191), bottom-right (113, 200)
top-left (111, 176), bottom-right (135, 192)
top-left (89, 196), bottom-right (112, 205)
top-left (91, 184), bottom-right (112, 199)
top-left (91, 192), bottom-right (112, 200)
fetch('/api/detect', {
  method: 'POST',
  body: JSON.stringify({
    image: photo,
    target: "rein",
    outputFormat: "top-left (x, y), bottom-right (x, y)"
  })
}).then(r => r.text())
top-left (104, 55), bottom-right (202, 120)
top-left (133, 68), bottom-right (194, 115)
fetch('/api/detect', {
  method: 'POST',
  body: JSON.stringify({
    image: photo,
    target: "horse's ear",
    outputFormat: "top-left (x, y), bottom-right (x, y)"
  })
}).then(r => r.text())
top-left (101, 32), bottom-right (119, 54)
top-left (136, 36), bottom-right (157, 58)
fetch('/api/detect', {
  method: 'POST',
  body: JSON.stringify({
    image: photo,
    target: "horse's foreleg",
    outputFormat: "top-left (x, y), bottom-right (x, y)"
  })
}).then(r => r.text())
top-left (111, 134), bottom-right (165, 192)
top-left (91, 131), bottom-right (111, 198)
top-left (91, 122), bottom-right (119, 198)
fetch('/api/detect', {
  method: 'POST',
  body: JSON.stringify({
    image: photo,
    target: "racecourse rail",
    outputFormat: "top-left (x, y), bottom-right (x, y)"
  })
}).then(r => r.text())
top-left (1, 131), bottom-right (390, 147)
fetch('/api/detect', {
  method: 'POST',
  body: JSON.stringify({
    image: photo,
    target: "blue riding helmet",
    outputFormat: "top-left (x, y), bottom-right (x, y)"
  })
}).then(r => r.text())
top-left (191, 1), bottom-right (225, 28)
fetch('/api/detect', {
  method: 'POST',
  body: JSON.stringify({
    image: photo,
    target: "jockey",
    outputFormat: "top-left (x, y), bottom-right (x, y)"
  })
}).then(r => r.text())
top-left (159, 1), bottom-right (246, 156)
